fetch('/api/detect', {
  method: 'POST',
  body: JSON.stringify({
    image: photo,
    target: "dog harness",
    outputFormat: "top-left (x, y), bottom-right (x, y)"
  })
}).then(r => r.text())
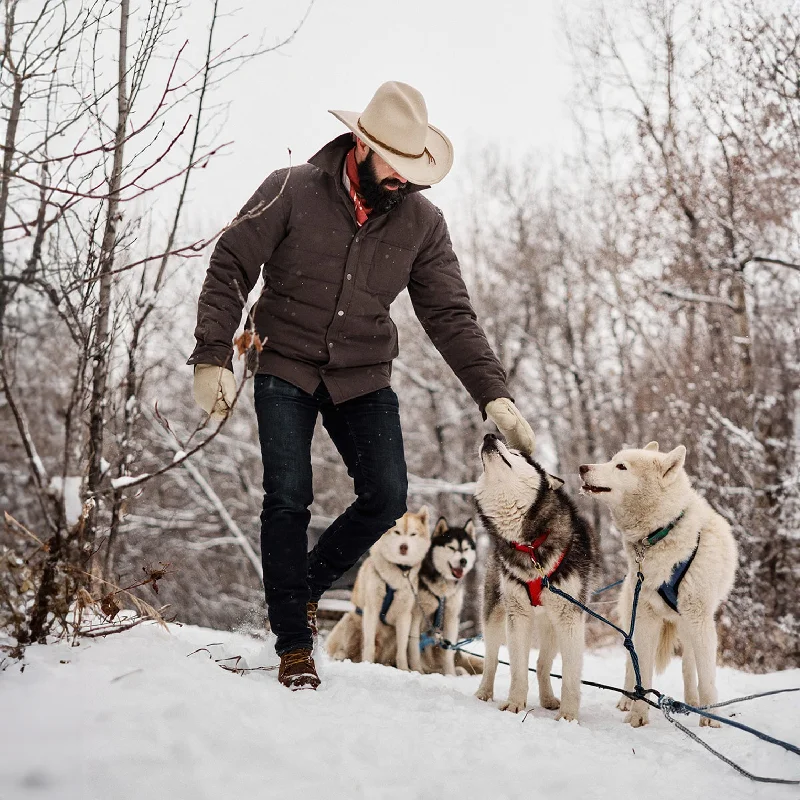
top-left (418, 586), bottom-right (447, 651)
top-left (638, 511), bottom-right (699, 614)
top-left (355, 583), bottom-right (396, 625)
top-left (511, 532), bottom-right (569, 607)
top-left (657, 542), bottom-right (700, 613)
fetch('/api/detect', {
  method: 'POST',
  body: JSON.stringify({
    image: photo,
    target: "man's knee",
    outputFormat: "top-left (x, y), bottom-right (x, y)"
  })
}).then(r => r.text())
top-left (261, 476), bottom-right (313, 518)
top-left (358, 473), bottom-right (407, 527)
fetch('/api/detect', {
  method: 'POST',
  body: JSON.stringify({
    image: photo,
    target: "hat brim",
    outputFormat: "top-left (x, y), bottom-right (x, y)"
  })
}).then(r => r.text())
top-left (328, 109), bottom-right (453, 185)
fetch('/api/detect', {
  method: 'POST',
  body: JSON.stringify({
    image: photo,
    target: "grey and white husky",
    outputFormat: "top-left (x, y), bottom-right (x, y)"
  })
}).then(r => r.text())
top-left (474, 434), bottom-right (599, 721)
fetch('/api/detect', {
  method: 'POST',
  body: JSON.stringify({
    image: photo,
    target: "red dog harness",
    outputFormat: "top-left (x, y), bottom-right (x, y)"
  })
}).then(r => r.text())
top-left (511, 533), bottom-right (569, 606)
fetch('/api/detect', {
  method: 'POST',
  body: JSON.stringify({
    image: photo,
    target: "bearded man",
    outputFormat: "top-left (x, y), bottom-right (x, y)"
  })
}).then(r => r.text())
top-left (188, 82), bottom-right (535, 690)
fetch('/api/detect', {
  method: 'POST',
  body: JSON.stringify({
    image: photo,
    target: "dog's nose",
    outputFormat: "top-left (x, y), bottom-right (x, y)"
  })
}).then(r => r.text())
top-left (579, 464), bottom-right (589, 476)
top-left (484, 433), bottom-right (497, 444)
top-left (459, 558), bottom-right (468, 568)
top-left (399, 544), bottom-right (408, 555)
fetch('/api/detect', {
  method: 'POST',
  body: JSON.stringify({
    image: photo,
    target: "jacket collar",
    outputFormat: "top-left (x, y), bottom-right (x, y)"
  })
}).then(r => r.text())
top-left (308, 134), bottom-right (430, 196)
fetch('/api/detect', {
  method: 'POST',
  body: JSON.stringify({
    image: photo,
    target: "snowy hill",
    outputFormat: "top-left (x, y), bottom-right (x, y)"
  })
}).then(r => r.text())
top-left (2, 623), bottom-right (798, 800)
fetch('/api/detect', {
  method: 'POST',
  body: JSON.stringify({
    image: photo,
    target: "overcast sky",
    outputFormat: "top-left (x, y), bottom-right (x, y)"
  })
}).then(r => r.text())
top-left (181, 0), bottom-right (577, 225)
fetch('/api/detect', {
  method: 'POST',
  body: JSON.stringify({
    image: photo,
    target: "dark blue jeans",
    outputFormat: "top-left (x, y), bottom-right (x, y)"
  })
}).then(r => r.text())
top-left (253, 374), bottom-right (408, 655)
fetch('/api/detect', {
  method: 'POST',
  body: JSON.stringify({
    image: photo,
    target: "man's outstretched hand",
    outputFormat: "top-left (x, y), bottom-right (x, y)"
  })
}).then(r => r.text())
top-left (485, 398), bottom-right (535, 455)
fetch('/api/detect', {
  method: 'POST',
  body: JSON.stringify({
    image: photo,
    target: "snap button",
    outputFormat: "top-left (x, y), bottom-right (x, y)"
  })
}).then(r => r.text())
top-left (338, 310), bottom-right (344, 316)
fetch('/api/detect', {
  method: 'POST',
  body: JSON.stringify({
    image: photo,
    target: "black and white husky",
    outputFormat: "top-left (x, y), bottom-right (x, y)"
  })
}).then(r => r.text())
top-left (411, 517), bottom-right (478, 676)
top-left (474, 434), bottom-right (599, 721)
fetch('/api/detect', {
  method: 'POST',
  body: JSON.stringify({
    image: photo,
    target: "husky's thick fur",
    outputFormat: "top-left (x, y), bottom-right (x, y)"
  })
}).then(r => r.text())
top-left (414, 517), bottom-right (479, 675)
top-left (580, 442), bottom-right (737, 728)
top-left (370, 517), bottom-right (482, 675)
top-left (474, 434), bottom-right (599, 721)
top-left (326, 507), bottom-right (431, 671)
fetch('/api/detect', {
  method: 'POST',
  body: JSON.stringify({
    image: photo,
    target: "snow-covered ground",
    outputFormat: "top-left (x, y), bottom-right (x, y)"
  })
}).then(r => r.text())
top-left (2, 622), bottom-right (799, 800)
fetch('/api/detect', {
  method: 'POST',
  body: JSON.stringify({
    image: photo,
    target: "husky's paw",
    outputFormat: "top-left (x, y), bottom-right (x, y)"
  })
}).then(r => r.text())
top-left (455, 667), bottom-right (468, 677)
top-left (625, 708), bottom-right (650, 728)
top-left (540, 695), bottom-right (561, 711)
top-left (616, 696), bottom-right (633, 712)
top-left (500, 699), bottom-right (527, 714)
top-left (474, 686), bottom-right (494, 703)
top-left (699, 715), bottom-right (721, 728)
top-left (556, 710), bottom-right (578, 722)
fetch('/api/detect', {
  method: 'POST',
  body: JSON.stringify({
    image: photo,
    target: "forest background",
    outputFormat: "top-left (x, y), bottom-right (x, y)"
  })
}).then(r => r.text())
top-left (1, 0), bottom-right (798, 671)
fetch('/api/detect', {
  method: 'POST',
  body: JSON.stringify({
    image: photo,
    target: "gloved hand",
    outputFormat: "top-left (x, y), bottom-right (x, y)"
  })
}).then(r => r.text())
top-left (485, 398), bottom-right (535, 455)
top-left (193, 364), bottom-right (237, 420)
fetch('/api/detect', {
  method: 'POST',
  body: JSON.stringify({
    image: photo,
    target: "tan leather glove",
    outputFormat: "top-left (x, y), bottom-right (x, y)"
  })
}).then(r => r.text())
top-left (193, 364), bottom-right (237, 421)
top-left (485, 398), bottom-right (535, 455)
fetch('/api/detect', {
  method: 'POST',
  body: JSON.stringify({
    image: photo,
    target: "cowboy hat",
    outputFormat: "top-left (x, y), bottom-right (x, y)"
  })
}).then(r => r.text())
top-left (329, 81), bottom-right (453, 185)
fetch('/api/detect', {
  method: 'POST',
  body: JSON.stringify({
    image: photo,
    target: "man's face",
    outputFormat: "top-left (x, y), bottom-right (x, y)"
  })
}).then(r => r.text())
top-left (354, 137), bottom-right (410, 213)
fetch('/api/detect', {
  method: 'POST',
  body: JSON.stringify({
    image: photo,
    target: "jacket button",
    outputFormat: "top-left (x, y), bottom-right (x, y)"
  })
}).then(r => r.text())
top-left (338, 310), bottom-right (344, 316)
top-left (346, 274), bottom-right (352, 280)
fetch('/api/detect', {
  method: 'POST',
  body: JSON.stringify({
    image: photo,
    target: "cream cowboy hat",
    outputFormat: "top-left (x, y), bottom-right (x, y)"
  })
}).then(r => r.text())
top-left (329, 81), bottom-right (453, 185)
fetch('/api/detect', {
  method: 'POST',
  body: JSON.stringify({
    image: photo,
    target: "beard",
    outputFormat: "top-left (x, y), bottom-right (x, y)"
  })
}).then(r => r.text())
top-left (356, 150), bottom-right (410, 214)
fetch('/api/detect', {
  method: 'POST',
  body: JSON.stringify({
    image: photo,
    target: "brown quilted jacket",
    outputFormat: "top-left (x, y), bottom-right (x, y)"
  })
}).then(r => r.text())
top-left (187, 134), bottom-right (511, 411)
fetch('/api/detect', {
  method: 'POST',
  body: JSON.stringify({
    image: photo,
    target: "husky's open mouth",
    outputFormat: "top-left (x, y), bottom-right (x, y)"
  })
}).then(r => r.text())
top-left (581, 483), bottom-right (611, 494)
top-left (450, 565), bottom-right (465, 579)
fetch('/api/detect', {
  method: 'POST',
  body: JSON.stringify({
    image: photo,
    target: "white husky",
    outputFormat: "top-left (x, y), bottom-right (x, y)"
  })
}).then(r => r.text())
top-left (580, 442), bottom-right (738, 728)
top-left (326, 507), bottom-right (432, 671)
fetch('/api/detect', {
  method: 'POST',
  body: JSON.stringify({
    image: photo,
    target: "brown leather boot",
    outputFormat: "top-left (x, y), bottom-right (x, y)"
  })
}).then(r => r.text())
top-left (278, 648), bottom-right (320, 691)
top-left (307, 601), bottom-right (319, 638)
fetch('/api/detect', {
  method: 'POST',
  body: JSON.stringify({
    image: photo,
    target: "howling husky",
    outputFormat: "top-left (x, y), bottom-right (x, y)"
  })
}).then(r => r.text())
top-left (474, 434), bottom-right (599, 721)
top-left (580, 442), bottom-right (737, 728)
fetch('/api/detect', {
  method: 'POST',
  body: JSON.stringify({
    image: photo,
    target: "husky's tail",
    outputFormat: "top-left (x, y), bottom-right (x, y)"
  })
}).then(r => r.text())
top-left (655, 620), bottom-right (678, 674)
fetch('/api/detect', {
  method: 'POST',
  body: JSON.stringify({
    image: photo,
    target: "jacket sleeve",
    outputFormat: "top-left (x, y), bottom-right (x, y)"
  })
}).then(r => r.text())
top-left (187, 169), bottom-right (290, 370)
top-left (407, 208), bottom-right (512, 414)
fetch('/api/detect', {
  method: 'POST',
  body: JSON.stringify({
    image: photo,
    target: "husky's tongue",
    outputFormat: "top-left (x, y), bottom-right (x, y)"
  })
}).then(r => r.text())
top-left (450, 566), bottom-right (464, 579)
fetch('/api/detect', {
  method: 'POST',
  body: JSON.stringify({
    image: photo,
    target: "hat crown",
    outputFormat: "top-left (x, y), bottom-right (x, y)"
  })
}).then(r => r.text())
top-left (359, 81), bottom-right (429, 157)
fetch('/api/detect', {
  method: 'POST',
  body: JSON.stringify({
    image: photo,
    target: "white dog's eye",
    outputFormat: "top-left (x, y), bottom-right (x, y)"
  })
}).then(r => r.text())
top-left (616, 463), bottom-right (627, 471)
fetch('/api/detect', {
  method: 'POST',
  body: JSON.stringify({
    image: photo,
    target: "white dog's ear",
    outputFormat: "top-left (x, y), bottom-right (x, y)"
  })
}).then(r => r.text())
top-left (464, 519), bottom-right (476, 539)
top-left (644, 441), bottom-right (659, 452)
top-left (546, 473), bottom-right (565, 491)
top-left (661, 445), bottom-right (686, 483)
top-left (433, 516), bottom-right (448, 537)
top-left (417, 505), bottom-right (430, 528)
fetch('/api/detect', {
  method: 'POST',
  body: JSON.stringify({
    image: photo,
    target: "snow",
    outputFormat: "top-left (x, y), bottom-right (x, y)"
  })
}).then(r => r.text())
top-left (110, 474), bottom-right (148, 489)
top-left (2, 624), bottom-right (798, 800)
top-left (48, 476), bottom-right (83, 526)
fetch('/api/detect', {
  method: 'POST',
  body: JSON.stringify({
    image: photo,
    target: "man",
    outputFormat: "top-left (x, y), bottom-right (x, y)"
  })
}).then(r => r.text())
top-left (189, 82), bottom-right (534, 690)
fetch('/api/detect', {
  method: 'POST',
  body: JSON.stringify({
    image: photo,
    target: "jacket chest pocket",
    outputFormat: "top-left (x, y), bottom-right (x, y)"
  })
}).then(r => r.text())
top-left (365, 241), bottom-right (415, 299)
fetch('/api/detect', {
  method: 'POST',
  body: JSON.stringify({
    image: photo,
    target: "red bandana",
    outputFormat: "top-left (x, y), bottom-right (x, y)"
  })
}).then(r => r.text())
top-left (344, 148), bottom-right (371, 227)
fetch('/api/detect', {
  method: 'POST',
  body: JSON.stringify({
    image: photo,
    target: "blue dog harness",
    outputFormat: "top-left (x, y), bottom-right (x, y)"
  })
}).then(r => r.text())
top-left (638, 511), bottom-right (699, 614)
top-left (419, 593), bottom-right (446, 651)
top-left (658, 541), bottom-right (700, 613)
top-left (355, 583), bottom-right (396, 625)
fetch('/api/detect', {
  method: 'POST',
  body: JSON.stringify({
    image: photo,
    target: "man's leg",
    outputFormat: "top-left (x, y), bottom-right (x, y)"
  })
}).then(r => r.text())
top-left (253, 374), bottom-right (317, 656)
top-left (306, 385), bottom-right (408, 601)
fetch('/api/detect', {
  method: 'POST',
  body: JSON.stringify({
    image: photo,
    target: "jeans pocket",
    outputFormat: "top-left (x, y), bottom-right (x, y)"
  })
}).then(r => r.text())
top-left (254, 373), bottom-right (306, 401)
